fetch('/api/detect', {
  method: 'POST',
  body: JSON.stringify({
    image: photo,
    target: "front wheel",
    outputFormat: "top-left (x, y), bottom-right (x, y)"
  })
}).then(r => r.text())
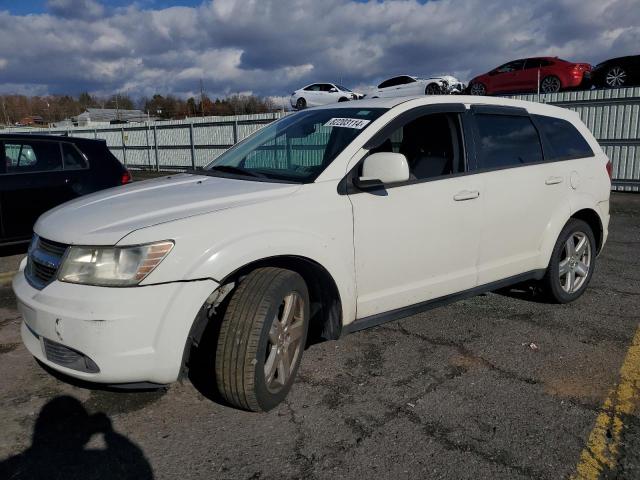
top-left (215, 267), bottom-right (310, 411)
top-left (295, 97), bottom-right (307, 109)
top-left (542, 219), bottom-right (596, 303)
top-left (469, 82), bottom-right (486, 95)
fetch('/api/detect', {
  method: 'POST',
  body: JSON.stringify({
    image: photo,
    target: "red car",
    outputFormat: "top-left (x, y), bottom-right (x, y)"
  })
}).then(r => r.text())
top-left (468, 57), bottom-right (591, 95)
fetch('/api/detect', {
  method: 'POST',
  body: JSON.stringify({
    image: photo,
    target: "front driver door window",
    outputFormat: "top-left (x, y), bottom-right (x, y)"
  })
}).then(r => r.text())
top-left (348, 109), bottom-right (482, 318)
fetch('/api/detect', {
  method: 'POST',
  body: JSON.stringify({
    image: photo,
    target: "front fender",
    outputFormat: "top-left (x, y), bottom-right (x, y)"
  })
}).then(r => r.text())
top-left (118, 182), bottom-right (357, 325)
top-left (185, 229), bottom-right (356, 324)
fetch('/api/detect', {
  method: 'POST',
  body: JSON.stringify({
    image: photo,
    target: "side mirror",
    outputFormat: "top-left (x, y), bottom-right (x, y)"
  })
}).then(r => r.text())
top-left (329, 87), bottom-right (338, 92)
top-left (354, 152), bottom-right (410, 190)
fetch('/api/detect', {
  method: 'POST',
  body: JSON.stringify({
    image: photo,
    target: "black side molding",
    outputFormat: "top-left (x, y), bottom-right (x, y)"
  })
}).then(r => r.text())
top-left (343, 269), bottom-right (546, 334)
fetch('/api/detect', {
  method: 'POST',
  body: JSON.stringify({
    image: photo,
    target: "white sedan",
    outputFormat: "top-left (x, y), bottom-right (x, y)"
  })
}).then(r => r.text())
top-left (366, 74), bottom-right (466, 98)
top-left (290, 83), bottom-right (363, 110)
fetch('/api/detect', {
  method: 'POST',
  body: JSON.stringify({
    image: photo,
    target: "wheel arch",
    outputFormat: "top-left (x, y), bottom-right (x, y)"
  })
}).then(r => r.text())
top-left (183, 254), bottom-right (343, 365)
top-left (571, 208), bottom-right (604, 254)
top-left (539, 202), bottom-right (605, 271)
top-left (224, 255), bottom-right (343, 341)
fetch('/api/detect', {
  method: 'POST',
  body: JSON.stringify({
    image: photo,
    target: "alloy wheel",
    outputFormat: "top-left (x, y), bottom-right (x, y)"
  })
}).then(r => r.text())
top-left (425, 83), bottom-right (442, 95)
top-left (541, 76), bottom-right (561, 93)
top-left (264, 292), bottom-right (305, 393)
top-left (470, 83), bottom-right (486, 95)
top-left (605, 67), bottom-right (627, 87)
top-left (558, 231), bottom-right (591, 294)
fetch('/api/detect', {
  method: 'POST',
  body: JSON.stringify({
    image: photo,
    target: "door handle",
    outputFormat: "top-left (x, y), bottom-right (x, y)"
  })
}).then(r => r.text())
top-left (545, 176), bottom-right (564, 185)
top-left (453, 190), bottom-right (480, 201)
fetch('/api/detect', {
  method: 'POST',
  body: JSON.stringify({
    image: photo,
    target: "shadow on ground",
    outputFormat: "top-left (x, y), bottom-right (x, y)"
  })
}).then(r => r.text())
top-left (0, 395), bottom-right (154, 480)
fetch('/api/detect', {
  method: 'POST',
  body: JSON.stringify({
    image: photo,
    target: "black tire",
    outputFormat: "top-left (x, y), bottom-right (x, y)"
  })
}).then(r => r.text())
top-left (295, 97), bottom-right (307, 110)
top-left (542, 219), bottom-right (596, 303)
top-left (540, 75), bottom-right (562, 93)
top-left (425, 83), bottom-right (442, 95)
top-left (215, 267), bottom-right (310, 411)
top-left (338, 97), bottom-right (349, 102)
top-left (605, 65), bottom-right (627, 88)
top-left (469, 82), bottom-right (486, 95)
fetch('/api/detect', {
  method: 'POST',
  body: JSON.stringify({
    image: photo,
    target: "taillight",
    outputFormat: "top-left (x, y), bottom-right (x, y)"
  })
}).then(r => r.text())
top-left (121, 170), bottom-right (132, 184)
top-left (606, 160), bottom-right (613, 180)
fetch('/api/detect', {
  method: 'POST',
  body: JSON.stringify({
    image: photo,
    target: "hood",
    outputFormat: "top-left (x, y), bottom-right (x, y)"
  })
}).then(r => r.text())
top-left (35, 173), bottom-right (300, 245)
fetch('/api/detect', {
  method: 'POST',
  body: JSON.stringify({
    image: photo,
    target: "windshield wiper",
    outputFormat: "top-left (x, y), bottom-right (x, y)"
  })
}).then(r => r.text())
top-left (206, 165), bottom-right (267, 178)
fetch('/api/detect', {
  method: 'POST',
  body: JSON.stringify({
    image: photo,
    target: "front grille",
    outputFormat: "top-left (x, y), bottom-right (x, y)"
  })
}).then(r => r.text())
top-left (25, 235), bottom-right (69, 290)
top-left (38, 237), bottom-right (68, 257)
top-left (43, 338), bottom-right (100, 373)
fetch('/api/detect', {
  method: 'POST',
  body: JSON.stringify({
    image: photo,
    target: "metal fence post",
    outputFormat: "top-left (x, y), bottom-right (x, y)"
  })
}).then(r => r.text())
top-left (153, 124), bottom-right (160, 172)
top-left (189, 122), bottom-right (196, 170)
top-left (121, 126), bottom-right (127, 166)
top-left (145, 122), bottom-right (152, 169)
top-left (233, 119), bottom-right (238, 144)
top-left (94, 128), bottom-right (97, 139)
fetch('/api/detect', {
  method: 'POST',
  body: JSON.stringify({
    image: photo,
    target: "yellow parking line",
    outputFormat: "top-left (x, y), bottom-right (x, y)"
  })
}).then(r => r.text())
top-left (570, 325), bottom-right (640, 479)
top-left (0, 271), bottom-right (16, 286)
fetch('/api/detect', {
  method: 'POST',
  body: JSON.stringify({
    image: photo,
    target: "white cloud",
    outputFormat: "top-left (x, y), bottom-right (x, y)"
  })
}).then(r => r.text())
top-left (0, 0), bottom-right (636, 98)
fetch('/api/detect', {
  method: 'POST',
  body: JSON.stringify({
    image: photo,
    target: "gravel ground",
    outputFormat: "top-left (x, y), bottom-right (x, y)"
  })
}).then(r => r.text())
top-left (0, 193), bottom-right (638, 480)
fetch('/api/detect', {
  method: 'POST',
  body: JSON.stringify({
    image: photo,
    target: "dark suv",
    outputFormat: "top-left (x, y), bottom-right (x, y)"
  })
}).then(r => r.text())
top-left (0, 134), bottom-right (131, 246)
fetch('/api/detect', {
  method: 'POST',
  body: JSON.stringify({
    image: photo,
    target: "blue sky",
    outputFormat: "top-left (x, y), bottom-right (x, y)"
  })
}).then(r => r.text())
top-left (0, 0), bottom-right (637, 100)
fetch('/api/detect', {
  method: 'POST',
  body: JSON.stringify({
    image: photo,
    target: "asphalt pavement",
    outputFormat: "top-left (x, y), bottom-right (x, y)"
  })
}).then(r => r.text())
top-left (0, 193), bottom-right (638, 480)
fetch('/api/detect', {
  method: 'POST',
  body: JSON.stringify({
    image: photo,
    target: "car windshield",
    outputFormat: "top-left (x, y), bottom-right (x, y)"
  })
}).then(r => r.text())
top-left (203, 108), bottom-right (385, 183)
top-left (337, 85), bottom-right (352, 92)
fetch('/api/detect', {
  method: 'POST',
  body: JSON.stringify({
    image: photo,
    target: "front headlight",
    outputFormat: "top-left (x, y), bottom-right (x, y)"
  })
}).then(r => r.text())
top-left (58, 241), bottom-right (174, 286)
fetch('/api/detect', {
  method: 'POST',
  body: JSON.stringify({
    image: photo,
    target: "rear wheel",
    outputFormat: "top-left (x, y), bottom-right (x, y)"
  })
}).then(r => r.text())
top-left (425, 83), bottom-right (442, 95)
top-left (605, 66), bottom-right (627, 88)
top-left (469, 82), bottom-right (486, 95)
top-left (542, 219), bottom-right (596, 303)
top-left (540, 75), bottom-right (561, 93)
top-left (338, 97), bottom-right (349, 102)
top-left (295, 97), bottom-right (307, 109)
top-left (215, 267), bottom-right (310, 411)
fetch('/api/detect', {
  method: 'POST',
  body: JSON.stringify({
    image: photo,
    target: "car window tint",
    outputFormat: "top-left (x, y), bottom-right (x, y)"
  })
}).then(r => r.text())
top-left (400, 76), bottom-right (416, 84)
top-left (474, 114), bottom-right (543, 169)
top-left (497, 60), bottom-right (525, 73)
top-left (62, 143), bottom-right (89, 169)
top-left (378, 77), bottom-right (399, 88)
top-left (319, 84), bottom-right (334, 92)
top-left (4, 141), bottom-right (63, 173)
top-left (368, 113), bottom-right (464, 180)
top-left (304, 84), bottom-right (320, 91)
top-left (534, 115), bottom-right (594, 160)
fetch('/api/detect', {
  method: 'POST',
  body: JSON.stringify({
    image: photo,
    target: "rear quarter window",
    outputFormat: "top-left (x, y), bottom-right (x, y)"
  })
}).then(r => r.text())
top-left (533, 115), bottom-right (594, 160)
top-left (473, 114), bottom-right (543, 169)
top-left (62, 143), bottom-right (89, 170)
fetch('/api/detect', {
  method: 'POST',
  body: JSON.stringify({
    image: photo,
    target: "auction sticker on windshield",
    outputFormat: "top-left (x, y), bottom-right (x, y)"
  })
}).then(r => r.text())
top-left (324, 118), bottom-right (371, 129)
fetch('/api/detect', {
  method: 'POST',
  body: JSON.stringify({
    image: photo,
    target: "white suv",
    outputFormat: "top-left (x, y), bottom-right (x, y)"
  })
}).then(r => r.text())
top-left (14, 96), bottom-right (611, 411)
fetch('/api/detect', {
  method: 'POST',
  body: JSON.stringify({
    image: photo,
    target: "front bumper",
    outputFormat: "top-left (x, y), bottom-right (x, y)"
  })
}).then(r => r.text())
top-left (14, 270), bottom-right (218, 385)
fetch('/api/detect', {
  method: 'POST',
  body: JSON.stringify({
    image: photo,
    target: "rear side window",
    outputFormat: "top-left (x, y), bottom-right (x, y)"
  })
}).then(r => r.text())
top-left (474, 114), bottom-right (543, 169)
top-left (62, 143), bottom-right (89, 169)
top-left (3, 141), bottom-right (62, 173)
top-left (534, 115), bottom-right (594, 160)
